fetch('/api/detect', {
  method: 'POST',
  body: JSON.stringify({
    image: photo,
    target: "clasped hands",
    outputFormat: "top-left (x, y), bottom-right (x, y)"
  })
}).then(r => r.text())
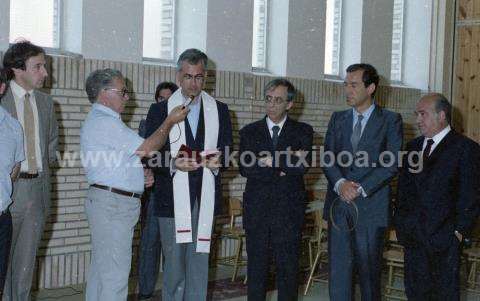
top-left (258, 148), bottom-right (307, 176)
top-left (339, 180), bottom-right (361, 203)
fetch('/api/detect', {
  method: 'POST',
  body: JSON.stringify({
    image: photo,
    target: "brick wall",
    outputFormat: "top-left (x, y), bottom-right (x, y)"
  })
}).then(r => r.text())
top-left (17, 55), bottom-right (420, 289)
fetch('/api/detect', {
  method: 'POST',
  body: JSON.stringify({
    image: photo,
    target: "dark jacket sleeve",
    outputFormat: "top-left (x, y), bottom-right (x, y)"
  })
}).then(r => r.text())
top-left (218, 102), bottom-right (233, 173)
top-left (277, 123), bottom-right (313, 176)
top-left (322, 112), bottom-right (345, 187)
top-left (239, 125), bottom-right (276, 180)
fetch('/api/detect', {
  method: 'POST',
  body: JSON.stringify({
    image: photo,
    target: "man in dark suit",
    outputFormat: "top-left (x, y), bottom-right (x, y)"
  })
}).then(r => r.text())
top-left (1, 41), bottom-right (59, 301)
top-left (239, 78), bottom-right (313, 301)
top-left (322, 64), bottom-right (403, 300)
top-left (137, 81), bottom-right (177, 300)
top-left (145, 49), bottom-right (232, 301)
top-left (394, 93), bottom-right (480, 300)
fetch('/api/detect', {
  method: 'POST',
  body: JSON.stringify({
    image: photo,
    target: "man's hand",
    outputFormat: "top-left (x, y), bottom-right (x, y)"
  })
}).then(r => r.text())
top-left (201, 153), bottom-right (222, 171)
top-left (144, 169), bottom-right (154, 188)
top-left (175, 157), bottom-right (200, 172)
top-left (455, 230), bottom-right (463, 242)
top-left (166, 105), bottom-right (189, 125)
top-left (339, 180), bottom-right (361, 202)
top-left (259, 155), bottom-right (273, 167)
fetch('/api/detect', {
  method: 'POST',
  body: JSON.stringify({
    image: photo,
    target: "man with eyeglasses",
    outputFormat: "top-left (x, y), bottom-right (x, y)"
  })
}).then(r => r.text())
top-left (145, 48), bottom-right (233, 301)
top-left (1, 41), bottom-right (59, 301)
top-left (80, 69), bottom-right (188, 301)
top-left (0, 68), bottom-right (24, 300)
top-left (137, 81), bottom-right (177, 300)
top-left (239, 78), bottom-right (313, 300)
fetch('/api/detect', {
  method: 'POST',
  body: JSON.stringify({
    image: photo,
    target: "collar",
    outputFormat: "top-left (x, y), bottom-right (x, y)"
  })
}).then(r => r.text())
top-left (10, 80), bottom-right (34, 100)
top-left (426, 125), bottom-right (451, 145)
top-left (182, 92), bottom-right (202, 107)
top-left (266, 115), bottom-right (287, 131)
top-left (92, 103), bottom-right (121, 119)
top-left (352, 103), bottom-right (375, 120)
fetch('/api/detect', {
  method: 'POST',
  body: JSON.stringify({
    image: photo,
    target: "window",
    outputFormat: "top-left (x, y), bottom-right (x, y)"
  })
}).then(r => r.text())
top-left (252, 0), bottom-right (268, 70)
top-left (324, 0), bottom-right (342, 76)
top-left (10, 0), bottom-right (60, 48)
top-left (390, 0), bottom-right (404, 82)
top-left (143, 0), bottom-right (176, 61)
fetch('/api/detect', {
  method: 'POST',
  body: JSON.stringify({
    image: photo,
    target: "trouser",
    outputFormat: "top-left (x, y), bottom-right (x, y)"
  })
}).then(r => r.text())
top-left (3, 177), bottom-right (47, 301)
top-left (0, 210), bottom-right (12, 296)
top-left (84, 187), bottom-right (140, 301)
top-left (158, 202), bottom-right (209, 301)
top-left (138, 191), bottom-right (161, 296)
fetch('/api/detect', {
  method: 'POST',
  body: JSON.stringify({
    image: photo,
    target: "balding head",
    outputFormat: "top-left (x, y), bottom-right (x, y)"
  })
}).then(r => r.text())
top-left (415, 93), bottom-right (451, 138)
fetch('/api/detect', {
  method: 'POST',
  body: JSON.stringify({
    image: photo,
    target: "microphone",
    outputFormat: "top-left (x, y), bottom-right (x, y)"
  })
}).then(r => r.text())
top-left (183, 95), bottom-right (195, 108)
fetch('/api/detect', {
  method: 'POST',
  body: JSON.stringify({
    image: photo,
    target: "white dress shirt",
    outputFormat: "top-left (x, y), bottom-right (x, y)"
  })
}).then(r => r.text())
top-left (10, 80), bottom-right (43, 172)
top-left (422, 125), bottom-right (451, 155)
top-left (266, 115), bottom-right (287, 138)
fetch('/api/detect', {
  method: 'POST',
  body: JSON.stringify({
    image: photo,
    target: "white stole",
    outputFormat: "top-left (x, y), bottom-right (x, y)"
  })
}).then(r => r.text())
top-left (168, 88), bottom-right (219, 253)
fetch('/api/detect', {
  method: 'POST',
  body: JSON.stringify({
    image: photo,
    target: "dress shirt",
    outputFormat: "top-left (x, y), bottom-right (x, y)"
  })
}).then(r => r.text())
top-left (186, 94), bottom-right (201, 137)
top-left (0, 106), bottom-right (25, 211)
top-left (10, 80), bottom-right (42, 172)
top-left (80, 103), bottom-right (145, 193)
top-left (422, 125), bottom-right (451, 156)
top-left (266, 115), bottom-right (287, 138)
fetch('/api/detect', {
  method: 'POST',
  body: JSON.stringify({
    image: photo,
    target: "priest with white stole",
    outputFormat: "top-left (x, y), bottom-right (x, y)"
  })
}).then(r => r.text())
top-left (145, 48), bottom-right (233, 301)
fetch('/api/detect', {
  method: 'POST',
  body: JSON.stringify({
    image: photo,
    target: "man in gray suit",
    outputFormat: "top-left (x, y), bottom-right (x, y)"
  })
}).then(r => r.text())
top-left (322, 64), bottom-right (403, 300)
top-left (1, 41), bottom-right (59, 301)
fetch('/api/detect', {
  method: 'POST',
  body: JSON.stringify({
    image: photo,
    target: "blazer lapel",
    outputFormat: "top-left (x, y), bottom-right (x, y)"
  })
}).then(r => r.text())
top-left (34, 91), bottom-right (47, 158)
top-left (357, 106), bottom-right (383, 150)
top-left (423, 130), bottom-right (456, 168)
top-left (261, 117), bottom-right (274, 151)
top-left (1, 88), bottom-right (18, 119)
top-left (339, 110), bottom-right (353, 152)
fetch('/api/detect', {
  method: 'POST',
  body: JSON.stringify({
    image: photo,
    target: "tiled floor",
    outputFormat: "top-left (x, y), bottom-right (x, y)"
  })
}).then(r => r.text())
top-left (31, 266), bottom-right (480, 301)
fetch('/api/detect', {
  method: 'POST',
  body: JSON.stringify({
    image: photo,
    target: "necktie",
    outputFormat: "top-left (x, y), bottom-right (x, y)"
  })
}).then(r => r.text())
top-left (272, 125), bottom-right (280, 148)
top-left (24, 93), bottom-right (38, 174)
top-left (351, 114), bottom-right (364, 152)
top-left (423, 138), bottom-right (434, 162)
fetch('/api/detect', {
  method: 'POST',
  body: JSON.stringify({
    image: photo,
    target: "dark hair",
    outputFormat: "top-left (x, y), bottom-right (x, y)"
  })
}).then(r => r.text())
top-left (264, 78), bottom-right (296, 102)
top-left (346, 63), bottom-right (380, 97)
top-left (85, 69), bottom-right (123, 103)
top-left (177, 48), bottom-right (208, 71)
top-left (155, 82), bottom-right (178, 102)
top-left (0, 68), bottom-right (8, 99)
top-left (3, 41), bottom-right (45, 80)
top-left (431, 93), bottom-right (452, 125)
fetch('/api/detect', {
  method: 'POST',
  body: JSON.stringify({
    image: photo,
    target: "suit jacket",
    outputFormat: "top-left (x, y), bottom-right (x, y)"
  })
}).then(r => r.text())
top-left (394, 130), bottom-right (480, 251)
top-left (322, 106), bottom-right (403, 226)
top-left (145, 97), bottom-right (232, 217)
top-left (239, 116), bottom-right (313, 233)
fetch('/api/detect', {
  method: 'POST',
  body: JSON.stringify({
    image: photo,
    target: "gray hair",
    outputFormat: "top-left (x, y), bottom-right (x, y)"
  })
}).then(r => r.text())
top-left (85, 68), bottom-right (123, 103)
top-left (431, 93), bottom-right (452, 125)
top-left (264, 78), bottom-right (296, 102)
top-left (176, 48), bottom-right (208, 71)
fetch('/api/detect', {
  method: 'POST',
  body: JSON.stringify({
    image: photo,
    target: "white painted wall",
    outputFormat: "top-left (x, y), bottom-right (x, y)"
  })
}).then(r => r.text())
top-left (82, 0), bottom-right (143, 62)
top-left (403, 0), bottom-right (432, 91)
top-left (176, 0), bottom-right (208, 61)
top-left (340, 0), bottom-right (363, 78)
top-left (267, 0), bottom-right (289, 76)
top-left (0, 0), bottom-right (10, 52)
top-left (206, 0), bottom-right (253, 73)
top-left (286, 0), bottom-right (326, 80)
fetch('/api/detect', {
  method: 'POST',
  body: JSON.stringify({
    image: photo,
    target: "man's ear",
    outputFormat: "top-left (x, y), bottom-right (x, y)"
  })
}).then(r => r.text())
top-left (286, 101), bottom-right (294, 111)
top-left (367, 83), bottom-right (376, 97)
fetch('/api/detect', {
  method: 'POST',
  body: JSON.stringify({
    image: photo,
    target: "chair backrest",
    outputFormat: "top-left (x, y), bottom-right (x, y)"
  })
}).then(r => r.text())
top-left (228, 198), bottom-right (243, 228)
top-left (314, 209), bottom-right (328, 242)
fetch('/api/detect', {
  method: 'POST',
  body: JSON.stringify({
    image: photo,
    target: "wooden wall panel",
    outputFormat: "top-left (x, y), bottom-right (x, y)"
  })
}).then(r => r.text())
top-left (454, 0), bottom-right (480, 142)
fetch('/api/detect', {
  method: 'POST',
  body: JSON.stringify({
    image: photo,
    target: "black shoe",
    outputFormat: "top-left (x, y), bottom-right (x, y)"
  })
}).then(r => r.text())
top-left (138, 293), bottom-right (153, 300)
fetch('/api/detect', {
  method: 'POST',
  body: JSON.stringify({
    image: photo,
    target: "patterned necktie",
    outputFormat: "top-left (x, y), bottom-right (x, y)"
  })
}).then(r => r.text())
top-left (351, 114), bottom-right (364, 152)
top-left (423, 138), bottom-right (434, 162)
top-left (272, 125), bottom-right (280, 148)
top-left (24, 93), bottom-right (38, 174)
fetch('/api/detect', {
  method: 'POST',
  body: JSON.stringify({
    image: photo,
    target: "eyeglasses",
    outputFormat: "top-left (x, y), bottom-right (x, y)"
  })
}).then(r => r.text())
top-left (104, 88), bottom-right (129, 97)
top-left (264, 95), bottom-right (287, 105)
top-left (182, 74), bottom-right (205, 82)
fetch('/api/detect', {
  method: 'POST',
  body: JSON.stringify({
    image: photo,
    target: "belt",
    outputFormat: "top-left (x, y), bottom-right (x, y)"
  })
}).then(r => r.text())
top-left (19, 172), bottom-right (39, 179)
top-left (91, 184), bottom-right (142, 199)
